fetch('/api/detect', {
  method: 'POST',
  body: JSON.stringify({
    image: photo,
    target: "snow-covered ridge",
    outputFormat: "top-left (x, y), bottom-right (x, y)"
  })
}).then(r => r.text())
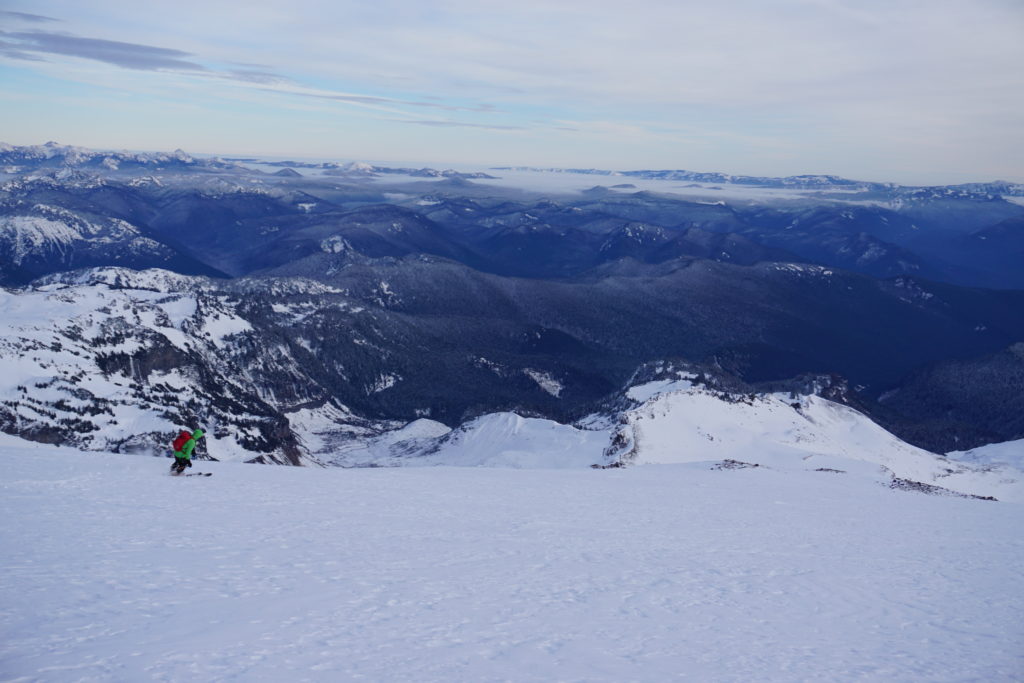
top-left (0, 208), bottom-right (174, 268)
top-left (230, 276), bottom-right (346, 297)
top-left (0, 142), bottom-right (497, 183)
top-left (489, 165), bottom-right (1024, 197)
top-left (0, 267), bottom-right (397, 464)
top-left (0, 141), bottom-right (223, 170)
top-left (613, 380), bottom-right (1021, 500)
top-left (32, 267), bottom-right (215, 293)
top-left (31, 267), bottom-right (347, 299)
top-left (1, 168), bottom-right (107, 192)
top-left (948, 438), bottom-right (1024, 471)
top-left (360, 375), bottom-right (1021, 501)
top-left (330, 413), bottom-right (603, 469)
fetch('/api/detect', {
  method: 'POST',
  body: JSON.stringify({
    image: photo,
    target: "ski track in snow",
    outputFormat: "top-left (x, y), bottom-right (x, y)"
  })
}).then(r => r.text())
top-left (1, 444), bottom-right (1022, 682)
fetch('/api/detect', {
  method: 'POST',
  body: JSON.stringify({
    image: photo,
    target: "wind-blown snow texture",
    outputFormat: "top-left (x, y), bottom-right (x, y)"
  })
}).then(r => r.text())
top-left (2, 438), bottom-right (1022, 682)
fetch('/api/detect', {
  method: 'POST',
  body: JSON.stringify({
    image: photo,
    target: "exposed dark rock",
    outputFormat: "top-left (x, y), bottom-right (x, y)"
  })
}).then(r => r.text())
top-left (889, 477), bottom-right (997, 501)
top-left (712, 459), bottom-right (761, 470)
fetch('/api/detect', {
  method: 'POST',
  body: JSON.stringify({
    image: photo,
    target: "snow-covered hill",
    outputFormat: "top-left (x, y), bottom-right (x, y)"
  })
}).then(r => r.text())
top-left (347, 372), bottom-right (1021, 501)
top-left (948, 438), bottom-right (1024, 471)
top-left (1, 437), bottom-right (1021, 681)
top-left (600, 376), bottom-right (1021, 501)
top-left (330, 412), bottom-right (604, 469)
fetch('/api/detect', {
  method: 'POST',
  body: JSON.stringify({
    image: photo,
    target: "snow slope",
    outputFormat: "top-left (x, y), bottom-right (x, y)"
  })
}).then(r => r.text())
top-left (948, 438), bottom-right (1024, 471)
top-left (1, 439), bottom-right (1022, 682)
top-left (357, 380), bottom-right (1021, 502)
top-left (604, 380), bottom-right (1023, 501)
top-left (339, 412), bottom-right (606, 469)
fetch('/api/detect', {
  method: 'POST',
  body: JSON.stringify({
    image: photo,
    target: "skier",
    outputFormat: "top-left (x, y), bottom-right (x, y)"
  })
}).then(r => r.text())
top-left (170, 428), bottom-right (205, 475)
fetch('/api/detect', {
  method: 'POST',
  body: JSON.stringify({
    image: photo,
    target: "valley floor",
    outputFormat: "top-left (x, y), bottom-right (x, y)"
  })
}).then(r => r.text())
top-left (1, 441), bottom-right (1022, 681)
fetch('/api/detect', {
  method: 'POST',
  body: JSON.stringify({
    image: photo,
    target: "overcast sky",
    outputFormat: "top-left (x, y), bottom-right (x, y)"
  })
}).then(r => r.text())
top-left (1, 0), bottom-right (1022, 184)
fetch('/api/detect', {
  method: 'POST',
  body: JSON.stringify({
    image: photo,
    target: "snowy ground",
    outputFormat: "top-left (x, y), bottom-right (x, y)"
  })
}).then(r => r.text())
top-left (2, 440), bottom-right (1022, 682)
top-left (948, 438), bottom-right (1024, 471)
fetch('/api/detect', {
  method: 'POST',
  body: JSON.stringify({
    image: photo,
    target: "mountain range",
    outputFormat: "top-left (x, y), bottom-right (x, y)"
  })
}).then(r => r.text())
top-left (1, 141), bottom-right (1022, 464)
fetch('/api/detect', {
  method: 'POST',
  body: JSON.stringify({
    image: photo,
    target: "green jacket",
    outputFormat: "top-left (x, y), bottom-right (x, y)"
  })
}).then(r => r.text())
top-left (174, 437), bottom-right (198, 460)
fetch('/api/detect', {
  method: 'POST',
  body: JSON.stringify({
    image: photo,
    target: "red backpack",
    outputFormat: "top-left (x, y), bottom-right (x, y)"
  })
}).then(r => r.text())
top-left (172, 430), bottom-right (192, 453)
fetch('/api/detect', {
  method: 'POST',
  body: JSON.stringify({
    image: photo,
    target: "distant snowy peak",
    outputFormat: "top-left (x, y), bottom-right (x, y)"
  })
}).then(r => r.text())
top-left (374, 167), bottom-right (497, 180)
top-left (0, 142), bottom-right (239, 174)
top-left (2, 168), bottom-right (107, 191)
top-left (322, 163), bottom-right (496, 180)
top-left (198, 155), bottom-right (499, 181)
top-left (127, 175), bottom-right (164, 188)
top-left (344, 161), bottom-right (376, 174)
top-left (491, 166), bottom-right (874, 189)
top-left (490, 166), bottom-right (1024, 198)
top-left (0, 142), bottom-right (194, 165)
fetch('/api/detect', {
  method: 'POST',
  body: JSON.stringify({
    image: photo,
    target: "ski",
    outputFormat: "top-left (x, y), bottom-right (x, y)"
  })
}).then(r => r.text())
top-left (184, 472), bottom-right (212, 477)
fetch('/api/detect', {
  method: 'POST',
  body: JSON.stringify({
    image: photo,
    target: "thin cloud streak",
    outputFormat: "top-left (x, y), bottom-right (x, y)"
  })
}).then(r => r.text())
top-left (401, 120), bottom-right (525, 131)
top-left (297, 90), bottom-right (497, 114)
top-left (0, 38), bottom-right (47, 61)
top-left (225, 69), bottom-right (292, 85)
top-left (0, 24), bottom-right (501, 117)
top-left (2, 30), bottom-right (208, 71)
top-left (0, 28), bottom-right (301, 88)
top-left (0, 10), bottom-right (61, 23)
